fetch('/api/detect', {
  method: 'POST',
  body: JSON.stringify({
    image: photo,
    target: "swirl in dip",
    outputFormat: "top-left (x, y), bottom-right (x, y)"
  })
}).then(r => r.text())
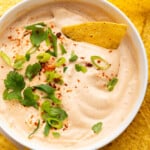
top-left (0, 1), bottom-right (140, 150)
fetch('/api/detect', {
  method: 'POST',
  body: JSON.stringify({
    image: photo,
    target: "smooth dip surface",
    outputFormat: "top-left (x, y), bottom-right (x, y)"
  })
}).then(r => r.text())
top-left (0, 1), bottom-right (140, 150)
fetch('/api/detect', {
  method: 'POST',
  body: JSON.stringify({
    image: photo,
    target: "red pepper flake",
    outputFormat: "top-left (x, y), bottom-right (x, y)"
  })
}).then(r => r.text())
top-left (56, 32), bottom-right (62, 38)
top-left (63, 124), bottom-right (69, 131)
top-left (50, 24), bottom-right (54, 28)
top-left (77, 79), bottom-right (80, 83)
top-left (42, 64), bottom-right (56, 72)
top-left (73, 43), bottom-right (77, 46)
top-left (85, 62), bottom-right (93, 67)
top-left (80, 57), bottom-right (85, 60)
top-left (97, 60), bottom-right (101, 63)
top-left (102, 72), bottom-right (105, 77)
top-left (34, 121), bottom-right (38, 126)
top-left (66, 89), bottom-right (72, 93)
top-left (8, 35), bottom-right (12, 40)
top-left (109, 50), bottom-right (112, 53)
top-left (57, 93), bottom-right (62, 99)
top-left (64, 83), bottom-right (68, 86)
top-left (30, 115), bottom-right (34, 119)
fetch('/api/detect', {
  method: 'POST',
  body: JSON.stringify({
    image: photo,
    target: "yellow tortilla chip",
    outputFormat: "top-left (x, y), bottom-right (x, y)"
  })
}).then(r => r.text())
top-left (62, 22), bottom-right (127, 49)
top-left (142, 13), bottom-right (150, 81)
top-left (0, 0), bottom-right (21, 16)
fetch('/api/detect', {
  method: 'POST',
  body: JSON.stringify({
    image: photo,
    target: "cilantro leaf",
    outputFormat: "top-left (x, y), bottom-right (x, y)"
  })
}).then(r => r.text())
top-left (21, 87), bottom-right (39, 109)
top-left (25, 23), bottom-right (47, 47)
top-left (92, 122), bottom-right (103, 134)
top-left (25, 63), bottom-right (41, 80)
top-left (3, 89), bottom-right (22, 101)
top-left (3, 71), bottom-right (25, 101)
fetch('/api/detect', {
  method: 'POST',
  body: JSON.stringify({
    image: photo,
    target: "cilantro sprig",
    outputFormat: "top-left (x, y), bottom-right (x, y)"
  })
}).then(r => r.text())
top-left (3, 71), bottom-right (25, 101)
top-left (25, 62), bottom-right (41, 81)
top-left (25, 23), bottom-right (47, 47)
top-left (25, 23), bottom-right (58, 57)
top-left (21, 87), bottom-right (39, 109)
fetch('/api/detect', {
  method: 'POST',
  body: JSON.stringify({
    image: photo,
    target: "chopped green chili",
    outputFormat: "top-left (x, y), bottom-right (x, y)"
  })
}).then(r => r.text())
top-left (75, 64), bottom-right (87, 73)
top-left (91, 56), bottom-right (110, 70)
top-left (0, 51), bottom-right (11, 66)
top-left (107, 77), bottom-right (118, 91)
top-left (92, 122), bottom-right (103, 134)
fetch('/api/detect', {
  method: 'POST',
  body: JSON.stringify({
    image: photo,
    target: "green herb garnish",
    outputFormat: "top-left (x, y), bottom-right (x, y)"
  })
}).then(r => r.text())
top-left (107, 78), bottom-right (118, 91)
top-left (28, 120), bottom-right (40, 138)
top-left (56, 57), bottom-right (66, 67)
top-left (75, 64), bottom-right (87, 73)
top-left (25, 46), bottom-right (37, 61)
top-left (25, 23), bottom-right (58, 57)
top-left (34, 84), bottom-right (61, 104)
top-left (41, 100), bottom-right (68, 130)
top-left (52, 132), bottom-right (60, 138)
top-left (3, 71), bottom-right (25, 101)
top-left (92, 122), bottom-right (103, 134)
top-left (25, 62), bottom-right (41, 80)
top-left (45, 71), bottom-right (63, 84)
top-left (59, 43), bottom-right (67, 55)
top-left (91, 56), bottom-right (110, 70)
top-left (37, 52), bottom-right (51, 63)
top-left (25, 23), bottom-right (47, 47)
top-left (21, 87), bottom-right (39, 109)
top-left (13, 55), bottom-right (26, 70)
top-left (69, 51), bottom-right (78, 62)
top-left (63, 66), bottom-right (68, 73)
top-left (44, 122), bottom-right (51, 136)
top-left (0, 51), bottom-right (11, 66)
top-left (46, 28), bottom-right (58, 57)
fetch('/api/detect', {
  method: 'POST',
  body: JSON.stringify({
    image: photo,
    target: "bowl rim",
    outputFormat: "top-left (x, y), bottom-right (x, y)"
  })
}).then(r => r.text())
top-left (0, 0), bottom-right (148, 149)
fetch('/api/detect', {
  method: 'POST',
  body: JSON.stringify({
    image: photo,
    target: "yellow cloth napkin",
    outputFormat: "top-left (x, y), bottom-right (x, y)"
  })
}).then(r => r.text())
top-left (0, 0), bottom-right (150, 150)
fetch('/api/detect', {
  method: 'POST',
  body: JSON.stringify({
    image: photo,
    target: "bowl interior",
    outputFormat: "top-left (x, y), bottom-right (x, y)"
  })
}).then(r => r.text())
top-left (0, 0), bottom-right (148, 150)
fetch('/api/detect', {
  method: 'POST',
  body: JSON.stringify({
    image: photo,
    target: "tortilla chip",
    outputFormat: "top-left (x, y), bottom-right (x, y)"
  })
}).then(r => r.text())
top-left (108, 0), bottom-right (150, 34)
top-left (0, 0), bottom-right (21, 16)
top-left (62, 22), bottom-right (127, 49)
top-left (142, 13), bottom-right (150, 81)
top-left (0, 134), bottom-right (17, 150)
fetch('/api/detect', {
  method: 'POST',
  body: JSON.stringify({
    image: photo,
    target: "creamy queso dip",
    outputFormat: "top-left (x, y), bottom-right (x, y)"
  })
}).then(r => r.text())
top-left (0, 1), bottom-right (140, 150)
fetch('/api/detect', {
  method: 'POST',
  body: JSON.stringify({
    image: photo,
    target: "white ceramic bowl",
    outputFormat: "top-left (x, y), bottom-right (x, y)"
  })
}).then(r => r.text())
top-left (0, 0), bottom-right (148, 149)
